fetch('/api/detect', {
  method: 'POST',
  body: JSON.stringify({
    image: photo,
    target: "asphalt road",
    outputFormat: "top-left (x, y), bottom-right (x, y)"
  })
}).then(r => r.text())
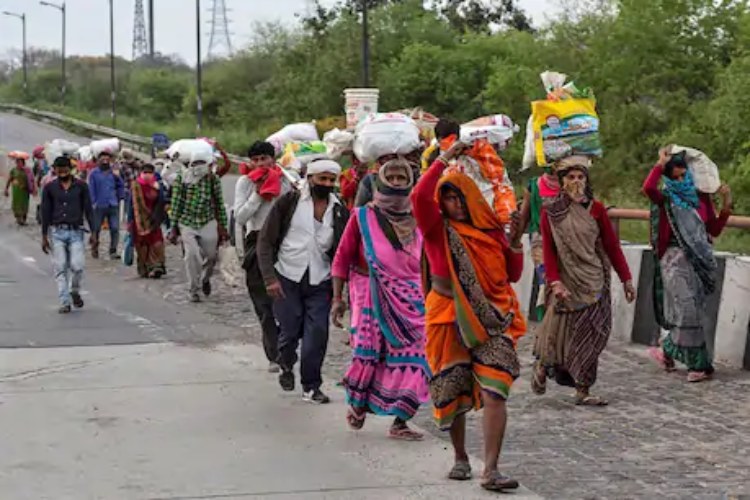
top-left (0, 112), bottom-right (240, 207)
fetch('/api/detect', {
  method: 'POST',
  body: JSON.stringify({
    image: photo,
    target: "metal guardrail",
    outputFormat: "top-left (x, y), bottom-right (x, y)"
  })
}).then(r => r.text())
top-left (608, 208), bottom-right (750, 238)
top-left (0, 102), bottom-right (248, 168)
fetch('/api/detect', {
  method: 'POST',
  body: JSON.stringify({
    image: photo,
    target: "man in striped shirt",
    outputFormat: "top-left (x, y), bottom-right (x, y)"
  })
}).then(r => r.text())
top-left (168, 157), bottom-right (229, 302)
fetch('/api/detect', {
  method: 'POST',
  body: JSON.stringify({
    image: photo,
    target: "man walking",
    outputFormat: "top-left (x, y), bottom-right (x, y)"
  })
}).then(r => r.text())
top-left (88, 150), bottom-right (124, 259)
top-left (41, 157), bottom-right (96, 314)
top-left (257, 159), bottom-right (348, 404)
top-left (168, 154), bottom-right (229, 303)
top-left (235, 141), bottom-right (291, 373)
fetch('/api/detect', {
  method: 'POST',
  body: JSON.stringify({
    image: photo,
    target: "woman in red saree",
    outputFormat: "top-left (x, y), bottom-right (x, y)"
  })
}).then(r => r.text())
top-left (129, 163), bottom-right (167, 278)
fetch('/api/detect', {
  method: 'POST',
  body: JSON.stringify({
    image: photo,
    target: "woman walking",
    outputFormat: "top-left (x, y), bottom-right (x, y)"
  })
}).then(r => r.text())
top-left (644, 149), bottom-right (732, 382)
top-left (331, 158), bottom-right (430, 441)
top-left (128, 163), bottom-right (167, 278)
top-left (533, 156), bottom-right (635, 405)
top-left (5, 151), bottom-right (36, 225)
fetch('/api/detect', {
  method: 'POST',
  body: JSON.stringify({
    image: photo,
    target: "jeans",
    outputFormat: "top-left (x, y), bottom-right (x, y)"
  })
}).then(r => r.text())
top-left (51, 227), bottom-right (85, 306)
top-left (274, 272), bottom-right (332, 392)
top-left (181, 220), bottom-right (219, 295)
top-left (93, 205), bottom-right (120, 254)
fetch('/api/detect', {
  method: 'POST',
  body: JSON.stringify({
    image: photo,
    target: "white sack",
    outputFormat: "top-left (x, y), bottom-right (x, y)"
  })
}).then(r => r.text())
top-left (353, 113), bottom-right (421, 163)
top-left (670, 145), bottom-right (721, 194)
top-left (90, 138), bottom-right (120, 158)
top-left (266, 123), bottom-right (319, 156)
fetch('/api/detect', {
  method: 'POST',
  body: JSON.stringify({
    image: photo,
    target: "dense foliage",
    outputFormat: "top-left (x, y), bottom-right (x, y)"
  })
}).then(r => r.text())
top-left (1, 0), bottom-right (748, 250)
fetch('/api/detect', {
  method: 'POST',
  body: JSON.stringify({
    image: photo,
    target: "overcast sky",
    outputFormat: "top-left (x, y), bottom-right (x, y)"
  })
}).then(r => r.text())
top-left (1, 0), bottom-right (557, 64)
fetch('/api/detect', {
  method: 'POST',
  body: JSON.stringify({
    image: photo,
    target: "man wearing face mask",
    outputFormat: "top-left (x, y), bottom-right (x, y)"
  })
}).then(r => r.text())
top-left (168, 152), bottom-right (229, 303)
top-left (41, 156), bottom-right (95, 313)
top-left (88, 150), bottom-right (125, 260)
top-left (257, 159), bottom-right (349, 404)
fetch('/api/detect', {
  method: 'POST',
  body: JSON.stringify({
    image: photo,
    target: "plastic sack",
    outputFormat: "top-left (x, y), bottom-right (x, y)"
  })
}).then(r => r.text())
top-left (353, 113), bottom-right (421, 163)
top-left (279, 141), bottom-right (328, 172)
top-left (522, 116), bottom-right (536, 170)
top-left (77, 146), bottom-right (93, 163)
top-left (266, 123), bottom-right (319, 156)
top-left (7, 150), bottom-right (30, 160)
top-left (670, 145), bottom-right (721, 194)
top-left (461, 114), bottom-right (519, 150)
top-left (323, 128), bottom-right (354, 159)
top-left (398, 107), bottom-right (439, 143)
top-left (531, 98), bottom-right (602, 166)
top-left (89, 138), bottom-right (120, 158)
top-left (166, 139), bottom-right (214, 166)
top-left (45, 139), bottom-right (81, 165)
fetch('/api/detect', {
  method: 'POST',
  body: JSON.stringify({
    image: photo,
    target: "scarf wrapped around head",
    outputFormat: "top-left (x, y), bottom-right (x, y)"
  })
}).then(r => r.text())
top-left (370, 158), bottom-right (417, 248)
top-left (663, 169), bottom-right (699, 209)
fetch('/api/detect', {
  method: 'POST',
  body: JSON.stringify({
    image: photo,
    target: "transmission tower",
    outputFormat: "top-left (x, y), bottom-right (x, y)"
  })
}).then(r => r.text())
top-left (207, 0), bottom-right (233, 59)
top-left (132, 0), bottom-right (149, 59)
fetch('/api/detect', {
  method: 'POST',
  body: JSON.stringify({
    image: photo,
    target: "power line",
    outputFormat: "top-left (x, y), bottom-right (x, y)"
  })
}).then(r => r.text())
top-left (207, 0), bottom-right (233, 60)
top-left (132, 0), bottom-right (149, 59)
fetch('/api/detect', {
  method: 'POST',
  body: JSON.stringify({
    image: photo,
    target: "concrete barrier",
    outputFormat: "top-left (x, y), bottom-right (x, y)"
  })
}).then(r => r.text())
top-left (512, 243), bottom-right (750, 370)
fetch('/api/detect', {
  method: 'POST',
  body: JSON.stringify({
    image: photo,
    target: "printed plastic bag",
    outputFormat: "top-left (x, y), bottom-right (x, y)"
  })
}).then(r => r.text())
top-left (669, 145), bottom-right (721, 194)
top-left (531, 98), bottom-right (602, 166)
top-left (267, 123), bottom-right (319, 156)
top-left (279, 141), bottom-right (328, 173)
top-left (323, 128), bottom-right (354, 159)
top-left (353, 113), bottom-right (421, 163)
top-left (89, 138), bottom-right (120, 158)
top-left (461, 114), bottom-right (519, 150)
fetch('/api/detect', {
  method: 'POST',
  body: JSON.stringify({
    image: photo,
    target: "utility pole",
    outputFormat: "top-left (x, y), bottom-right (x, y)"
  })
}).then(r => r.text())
top-left (109, 0), bottom-right (116, 127)
top-left (132, 0), bottom-right (149, 60)
top-left (362, 0), bottom-right (370, 87)
top-left (148, 0), bottom-right (155, 59)
top-left (196, 0), bottom-right (203, 133)
top-left (2, 11), bottom-right (27, 93)
top-left (39, 1), bottom-right (66, 106)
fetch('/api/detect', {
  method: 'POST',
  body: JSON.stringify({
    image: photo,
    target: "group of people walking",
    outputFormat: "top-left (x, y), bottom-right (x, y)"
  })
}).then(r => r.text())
top-left (5, 116), bottom-right (734, 492)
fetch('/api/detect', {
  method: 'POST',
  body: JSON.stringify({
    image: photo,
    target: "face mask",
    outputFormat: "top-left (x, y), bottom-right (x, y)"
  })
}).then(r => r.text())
top-left (563, 179), bottom-right (586, 200)
top-left (311, 184), bottom-right (333, 199)
top-left (99, 163), bottom-right (111, 171)
top-left (57, 173), bottom-right (71, 181)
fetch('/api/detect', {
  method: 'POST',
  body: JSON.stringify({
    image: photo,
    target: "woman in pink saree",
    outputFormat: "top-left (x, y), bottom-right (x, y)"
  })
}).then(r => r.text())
top-left (332, 159), bottom-right (430, 440)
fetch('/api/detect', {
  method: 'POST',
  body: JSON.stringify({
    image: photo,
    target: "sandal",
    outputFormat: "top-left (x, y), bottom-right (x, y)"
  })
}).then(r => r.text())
top-left (346, 407), bottom-right (366, 430)
top-left (481, 470), bottom-right (519, 491)
top-left (648, 347), bottom-right (676, 372)
top-left (447, 460), bottom-right (472, 481)
top-left (687, 371), bottom-right (711, 383)
top-left (575, 394), bottom-right (609, 406)
top-left (388, 424), bottom-right (424, 441)
top-left (531, 362), bottom-right (547, 395)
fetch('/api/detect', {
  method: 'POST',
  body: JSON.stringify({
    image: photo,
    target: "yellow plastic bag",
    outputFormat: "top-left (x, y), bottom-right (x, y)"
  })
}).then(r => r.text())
top-left (531, 98), bottom-right (601, 166)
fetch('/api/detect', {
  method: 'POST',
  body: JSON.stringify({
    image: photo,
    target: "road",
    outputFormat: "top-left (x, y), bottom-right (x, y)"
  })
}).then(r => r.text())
top-left (3, 112), bottom-right (750, 499)
top-left (0, 112), bottom-right (240, 207)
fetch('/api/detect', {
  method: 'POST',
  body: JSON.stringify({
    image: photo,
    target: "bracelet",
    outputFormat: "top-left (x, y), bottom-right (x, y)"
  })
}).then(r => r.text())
top-left (436, 155), bottom-right (449, 165)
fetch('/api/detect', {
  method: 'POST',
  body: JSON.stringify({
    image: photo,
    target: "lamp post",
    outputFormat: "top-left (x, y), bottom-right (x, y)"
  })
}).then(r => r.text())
top-left (109, 0), bottom-right (116, 127)
top-left (195, 0), bottom-right (203, 133)
top-left (2, 11), bottom-right (27, 93)
top-left (361, 0), bottom-right (369, 87)
top-left (39, 1), bottom-right (66, 106)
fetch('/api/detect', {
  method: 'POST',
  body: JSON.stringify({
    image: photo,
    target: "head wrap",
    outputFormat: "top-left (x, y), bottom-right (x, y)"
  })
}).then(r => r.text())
top-left (371, 159), bottom-right (417, 248)
top-left (306, 159), bottom-right (341, 177)
top-left (556, 155), bottom-right (592, 170)
top-left (120, 149), bottom-right (135, 161)
top-left (663, 169), bottom-right (699, 209)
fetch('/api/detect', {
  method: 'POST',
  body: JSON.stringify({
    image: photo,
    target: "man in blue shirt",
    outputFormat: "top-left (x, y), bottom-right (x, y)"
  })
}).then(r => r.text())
top-left (88, 151), bottom-right (124, 260)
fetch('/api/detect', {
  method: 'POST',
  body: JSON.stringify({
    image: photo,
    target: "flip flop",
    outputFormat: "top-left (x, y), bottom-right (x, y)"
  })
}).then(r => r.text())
top-left (576, 394), bottom-right (609, 406)
top-left (648, 347), bottom-right (676, 372)
top-left (481, 470), bottom-right (519, 491)
top-left (346, 407), bottom-right (366, 430)
top-left (687, 371), bottom-right (711, 383)
top-left (388, 425), bottom-right (424, 441)
top-left (447, 461), bottom-right (472, 481)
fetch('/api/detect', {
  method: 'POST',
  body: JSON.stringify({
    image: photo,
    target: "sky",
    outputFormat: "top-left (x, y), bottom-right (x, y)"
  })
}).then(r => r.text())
top-left (0, 0), bottom-right (557, 64)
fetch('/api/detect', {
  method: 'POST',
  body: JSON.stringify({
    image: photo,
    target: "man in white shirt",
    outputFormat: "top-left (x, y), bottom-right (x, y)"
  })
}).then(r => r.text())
top-left (257, 159), bottom-right (348, 404)
top-left (234, 141), bottom-right (291, 373)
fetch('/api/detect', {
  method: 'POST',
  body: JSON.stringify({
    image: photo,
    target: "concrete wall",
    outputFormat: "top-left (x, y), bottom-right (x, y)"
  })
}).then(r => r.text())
top-left (511, 242), bottom-right (750, 370)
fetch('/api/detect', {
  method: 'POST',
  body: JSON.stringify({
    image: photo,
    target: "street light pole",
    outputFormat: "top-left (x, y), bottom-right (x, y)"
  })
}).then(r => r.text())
top-left (361, 0), bottom-right (369, 87)
top-left (148, 0), bottom-right (155, 59)
top-left (196, 0), bottom-right (203, 133)
top-left (109, 0), bottom-right (116, 127)
top-left (2, 11), bottom-right (28, 94)
top-left (39, 1), bottom-right (66, 106)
